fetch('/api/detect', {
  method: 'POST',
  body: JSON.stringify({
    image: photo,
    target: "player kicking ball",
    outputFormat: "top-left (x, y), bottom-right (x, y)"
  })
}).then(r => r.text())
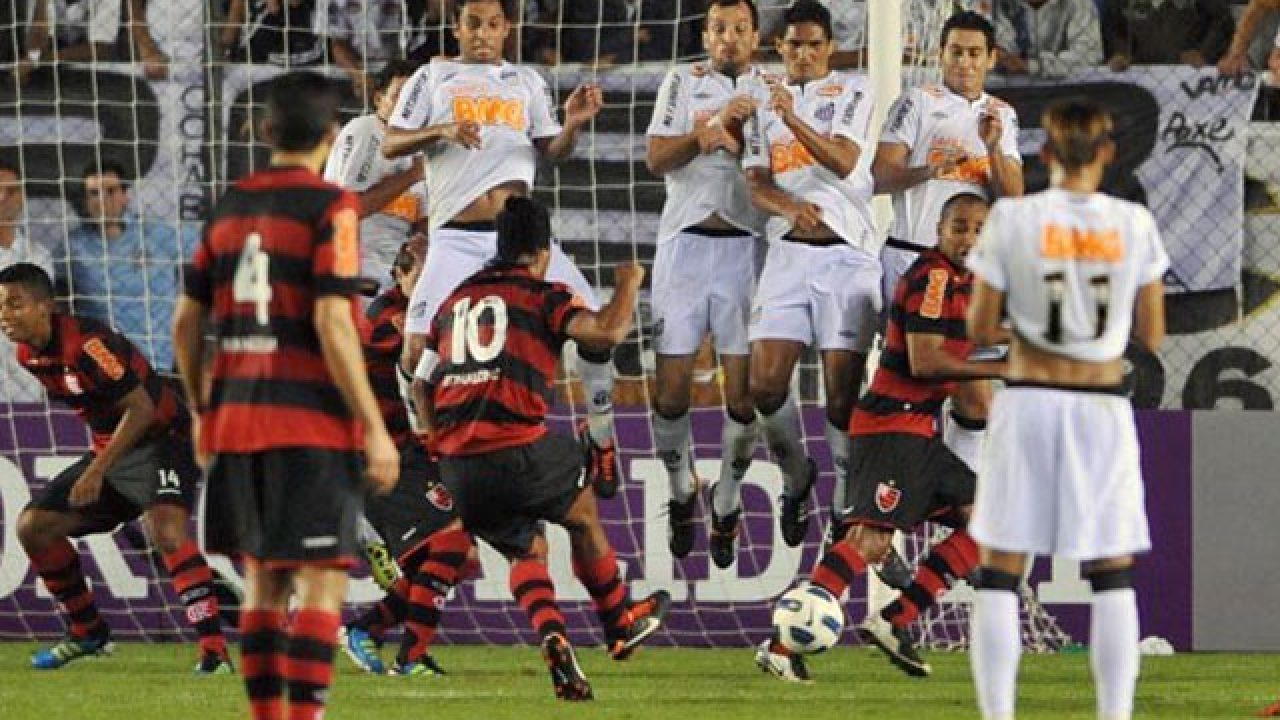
top-left (0, 263), bottom-right (231, 673)
top-left (756, 192), bottom-right (1005, 682)
top-left (412, 197), bottom-right (670, 701)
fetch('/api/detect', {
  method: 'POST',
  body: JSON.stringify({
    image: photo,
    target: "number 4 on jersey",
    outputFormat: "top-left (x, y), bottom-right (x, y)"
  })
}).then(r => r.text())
top-left (233, 232), bottom-right (272, 325)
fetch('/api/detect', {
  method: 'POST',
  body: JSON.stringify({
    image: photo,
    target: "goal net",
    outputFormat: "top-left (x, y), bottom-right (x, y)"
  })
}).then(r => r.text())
top-left (0, 0), bottom-right (1075, 653)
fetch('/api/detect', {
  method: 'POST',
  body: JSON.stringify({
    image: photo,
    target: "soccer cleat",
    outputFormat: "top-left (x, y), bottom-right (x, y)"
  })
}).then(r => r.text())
top-left (363, 540), bottom-right (401, 592)
top-left (779, 458), bottom-right (817, 547)
top-left (872, 545), bottom-right (914, 592)
top-left (1259, 699), bottom-right (1280, 717)
top-left (608, 590), bottom-right (672, 661)
top-left (709, 508), bottom-right (741, 570)
top-left (541, 633), bottom-right (593, 701)
top-left (667, 490), bottom-right (699, 559)
top-left (194, 649), bottom-right (235, 675)
top-left (339, 624), bottom-right (385, 675)
top-left (857, 613), bottom-right (932, 678)
top-left (754, 638), bottom-right (811, 683)
top-left (390, 655), bottom-right (446, 677)
top-left (31, 631), bottom-right (114, 670)
top-left (578, 419), bottom-right (621, 499)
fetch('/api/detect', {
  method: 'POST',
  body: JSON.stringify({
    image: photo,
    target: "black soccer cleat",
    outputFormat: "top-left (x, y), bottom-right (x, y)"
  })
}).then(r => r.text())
top-left (779, 458), bottom-right (817, 548)
top-left (709, 508), bottom-right (741, 570)
top-left (578, 419), bottom-right (621, 499)
top-left (858, 613), bottom-right (932, 678)
top-left (667, 491), bottom-right (699, 559)
top-left (541, 633), bottom-right (593, 701)
top-left (608, 590), bottom-right (672, 661)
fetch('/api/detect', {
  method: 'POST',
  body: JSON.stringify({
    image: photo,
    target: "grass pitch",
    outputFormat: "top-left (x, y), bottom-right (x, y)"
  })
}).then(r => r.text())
top-left (0, 642), bottom-right (1274, 719)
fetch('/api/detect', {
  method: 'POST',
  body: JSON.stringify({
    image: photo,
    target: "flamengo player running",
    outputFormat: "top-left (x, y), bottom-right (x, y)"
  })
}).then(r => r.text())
top-left (173, 72), bottom-right (399, 720)
top-left (1, 263), bottom-right (230, 673)
top-left (757, 193), bottom-right (1004, 682)
top-left (742, 0), bottom-right (879, 547)
top-left (966, 100), bottom-right (1167, 720)
top-left (323, 58), bottom-right (427, 293)
top-left (383, 0), bottom-right (621, 495)
top-left (412, 197), bottom-right (670, 702)
top-left (644, 0), bottom-right (766, 568)
top-left (872, 10), bottom-right (1023, 477)
top-left (341, 240), bottom-right (476, 677)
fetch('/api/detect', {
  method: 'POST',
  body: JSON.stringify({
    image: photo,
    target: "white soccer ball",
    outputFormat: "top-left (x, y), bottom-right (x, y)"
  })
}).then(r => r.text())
top-left (772, 584), bottom-right (845, 654)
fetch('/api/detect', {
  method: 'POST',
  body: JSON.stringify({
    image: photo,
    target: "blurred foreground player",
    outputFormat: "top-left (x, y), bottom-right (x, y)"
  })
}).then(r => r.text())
top-left (1, 263), bottom-right (231, 673)
top-left (412, 197), bottom-right (670, 701)
top-left (173, 72), bottom-right (399, 720)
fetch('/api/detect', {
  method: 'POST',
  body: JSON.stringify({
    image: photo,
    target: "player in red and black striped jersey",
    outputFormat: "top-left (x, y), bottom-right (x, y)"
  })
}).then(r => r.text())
top-left (411, 196), bottom-right (670, 702)
top-left (759, 193), bottom-right (1007, 683)
top-left (339, 238), bottom-right (478, 678)
top-left (173, 72), bottom-right (397, 720)
top-left (0, 263), bottom-right (230, 673)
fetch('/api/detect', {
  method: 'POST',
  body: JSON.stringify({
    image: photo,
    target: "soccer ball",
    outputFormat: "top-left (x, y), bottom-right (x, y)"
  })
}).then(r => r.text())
top-left (772, 584), bottom-right (845, 654)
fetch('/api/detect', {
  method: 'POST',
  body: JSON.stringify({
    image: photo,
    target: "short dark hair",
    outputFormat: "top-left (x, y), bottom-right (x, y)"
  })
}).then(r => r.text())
top-left (374, 58), bottom-right (420, 97)
top-left (81, 159), bottom-right (129, 186)
top-left (940, 11), bottom-right (995, 53)
top-left (391, 241), bottom-right (416, 279)
top-left (782, 0), bottom-right (833, 42)
top-left (265, 72), bottom-right (342, 153)
top-left (706, 0), bottom-right (758, 31)
top-left (0, 156), bottom-right (20, 179)
top-left (939, 191), bottom-right (989, 221)
top-left (1043, 99), bottom-right (1113, 171)
top-left (0, 262), bottom-right (54, 301)
top-left (454, 0), bottom-right (511, 20)
top-left (495, 196), bottom-right (552, 265)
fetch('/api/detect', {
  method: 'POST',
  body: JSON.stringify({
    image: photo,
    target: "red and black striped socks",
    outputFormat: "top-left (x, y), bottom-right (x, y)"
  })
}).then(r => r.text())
top-left (510, 559), bottom-right (567, 641)
top-left (30, 538), bottom-right (106, 640)
top-left (572, 548), bottom-right (628, 637)
top-left (810, 541), bottom-right (868, 599)
top-left (882, 530), bottom-right (980, 628)
top-left (160, 539), bottom-right (226, 657)
top-left (284, 609), bottom-right (340, 720)
top-left (240, 609), bottom-right (286, 720)
top-left (399, 527), bottom-right (472, 664)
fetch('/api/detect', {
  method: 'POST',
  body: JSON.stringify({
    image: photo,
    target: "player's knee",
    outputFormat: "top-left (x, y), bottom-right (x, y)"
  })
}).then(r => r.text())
top-left (824, 399), bottom-right (854, 431)
top-left (652, 393), bottom-right (689, 420)
top-left (849, 526), bottom-right (891, 564)
top-left (975, 567), bottom-right (1021, 594)
top-left (1083, 564), bottom-right (1135, 593)
top-left (576, 344), bottom-right (612, 365)
top-left (148, 521), bottom-right (188, 556)
top-left (725, 400), bottom-right (755, 426)
top-left (15, 508), bottom-right (53, 551)
top-left (750, 380), bottom-right (787, 417)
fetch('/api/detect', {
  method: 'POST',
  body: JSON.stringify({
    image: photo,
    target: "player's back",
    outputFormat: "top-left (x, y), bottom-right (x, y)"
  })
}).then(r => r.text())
top-left (194, 165), bottom-right (363, 453)
top-left (971, 189), bottom-right (1168, 368)
top-left (361, 285), bottom-right (412, 446)
top-left (428, 265), bottom-right (582, 457)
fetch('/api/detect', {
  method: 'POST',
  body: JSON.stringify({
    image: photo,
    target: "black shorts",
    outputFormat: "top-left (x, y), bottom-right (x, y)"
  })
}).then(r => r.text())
top-left (843, 433), bottom-right (975, 531)
top-left (364, 443), bottom-right (458, 561)
top-left (204, 448), bottom-right (364, 567)
top-left (31, 434), bottom-right (200, 537)
top-left (439, 433), bottom-right (585, 557)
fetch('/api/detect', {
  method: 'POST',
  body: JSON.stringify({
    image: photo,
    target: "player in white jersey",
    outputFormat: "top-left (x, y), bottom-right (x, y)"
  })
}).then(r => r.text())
top-left (382, 0), bottom-right (619, 495)
top-left (741, 0), bottom-right (879, 550)
top-left (645, 0), bottom-right (766, 569)
top-left (324, 58), bottom-right (427, 294)
top-left (873, 10), bottom-right (1024, 478)
top-left (965, 101), bottom-right (1167, 720)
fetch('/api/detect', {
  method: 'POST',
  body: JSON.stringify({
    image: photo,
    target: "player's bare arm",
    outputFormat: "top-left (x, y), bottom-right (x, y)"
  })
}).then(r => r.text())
top-left (1132, 280), bottom-right (1166, 354)
top-left (1220, 0), bottom-right (1280, 75)
top-left (315, 294), bottom-right (399, 494)
top-left (355, 157), bottom-right (424, 218)
top-left (871, 141), bottom-right (963, 195)
top-left (745, 166), bottom-right (824, 233)
top-left (565, 262), bottom-right (645, 348)
top-left (70, 385), bottom-right (156, 507)
top-left (980, 111), bottom-right (1025, 197)
top-left (384, 121), bottom-right (482, 159)
top-left (535, 83), bottom-right (604, 162)
top-left (171, 295), bottom-right (208, 461)
top-left (965, 278), bottom-right (1005, 348)
top-left (767, 80), bottom-right (858, 178)
top-left (905, 332), bottom-right (1006, 381)
top-left (648, 96), bottom-right (755, 175)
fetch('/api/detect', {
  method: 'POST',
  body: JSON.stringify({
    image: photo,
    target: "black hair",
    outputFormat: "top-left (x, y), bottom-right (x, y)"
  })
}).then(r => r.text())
top-left (939, 191), bottom-right (989, 221)
top-left (706, 0), bottom-right (758, 31)
top-left (0, 262), bottom-right (54, 301)
top-left (782, 0), bottom-right (833, 42)
top-left (1043, 99), bottom-right (1114, 171)
top-left (374, 58), bottom-right (420, 97)
top-left (81, 159), bottom-right (129, 186)
top-left (495, 196), bottom-right (552, 265)
top-left (940, 11), bottom-right (996, 53)
top-left (0, 156), bottom-right (20, 178)
top-left (391, 242), bottom-right (416, 279)
top-left (453, 0), bottom-right (511, 20)
top-left (264, 72), bottom-right (342, 153)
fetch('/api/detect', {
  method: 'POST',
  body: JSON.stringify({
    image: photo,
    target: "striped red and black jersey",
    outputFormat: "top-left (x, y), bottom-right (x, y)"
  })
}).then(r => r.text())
top-left (361, 285), bottom-right (411, 446)
top-left (426, 266), bottom-right (583, 457)
top-left (184, 165), bottom-right (364, 454)
top-left (16, 313), bottom-right (188, 452)
top-left (852, 249), bottom-right (974, 438)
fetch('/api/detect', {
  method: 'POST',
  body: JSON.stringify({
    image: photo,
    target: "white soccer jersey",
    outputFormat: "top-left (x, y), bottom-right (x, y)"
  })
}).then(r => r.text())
top-left (389, 58), bottom-right (561, 230)
top-left (646, 62), bottom-right (766, 243)
top-left (882, 84), bottom-right (1021, 248)
top-left (967, 189), bottom-right (1169, 363)
top-left (742, 70), bottom-right (876, 250)
top-left (323, 113), bottom-right (426, 254)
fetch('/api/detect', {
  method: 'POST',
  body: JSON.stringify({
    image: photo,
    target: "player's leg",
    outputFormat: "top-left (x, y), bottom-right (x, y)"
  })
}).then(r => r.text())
top-left (505, 532), bottom-right (592, 701)
top-left (1082, 555), bottom-right (1140, 720)
top-left (749, 338), bottom-right (812, 546)
top-left (287, 565), bottom-right (349, 720)
top-left (819, 348), bottom-right (863, 532)
top-left (394, 519), bottom-right (474, 675)
top-left (357, 514), bottom-right (400, 592)
top-left (240, 560), bottom-right (292, 720)
top-left (971, 548), bottom-right (1029, 720)
top-left (652, 353), bottom-right (702, 558)
top-left (945, 380), bottom-right (992, 473)
top-left (145, 503), bottom-right (231, 673)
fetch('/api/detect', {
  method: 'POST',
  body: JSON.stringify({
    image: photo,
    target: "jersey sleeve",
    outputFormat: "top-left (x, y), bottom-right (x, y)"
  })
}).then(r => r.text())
top-left (1135, 207), bottom-right (1170, 285)
top-left (880, 90), bottom-right (921, 148)
top-left (390, 65), bottom-right (433, 131)
top-left (78, 331), bottom-right (142, 404)
top-left (967, 200), bottom-right (1008, 291)
top-left (543, 282), bottom-right (586, 345)
top-left (900, 266), bottom-right (958, 335)
top-left (997, 102), bottom-right (1021, 163)
top-left (527, 71), bottom-right (562, 140)
top-left (314, 191), bottom-right (365, 297)
top-left (832, 77), bottom-right (874, 149)
top-left (647, 68), bottom-right (690, 137)
top-left (323, 120), bottom-right (377, 191)
top-left (182, 224), bottom-right (214, 305)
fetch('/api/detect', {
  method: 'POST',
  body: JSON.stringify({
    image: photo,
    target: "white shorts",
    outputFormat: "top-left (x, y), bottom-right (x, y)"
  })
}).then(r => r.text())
top-left (879, 241), bottom-right (924, 306)
top-left (651, 229), bottom-right (757, 356)
top-left (748, 240), bottom-right (881, 352)
top-left (970, 385), bottom-right (1151, 560)
top-left (361, 229), bottom-right (406, 295)
top-left (405, 224), bottom-right (600, 334)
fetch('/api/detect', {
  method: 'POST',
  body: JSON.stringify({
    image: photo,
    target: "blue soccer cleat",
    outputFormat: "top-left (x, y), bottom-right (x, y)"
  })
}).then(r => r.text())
top-left (31, 632), bottom-right (114, 670)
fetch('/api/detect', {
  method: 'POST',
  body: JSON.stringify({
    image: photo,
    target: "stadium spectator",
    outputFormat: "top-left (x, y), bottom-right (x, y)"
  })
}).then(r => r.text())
top-left (0, 160), bottom-right (52, 278)
top-left (1101, 0), bottom-right (1234, 71)
top-left (563, 0), bottom-right (680, 65)
top-left (61, 161), bottom-right (193, 371)
top-left (17, 0), bottom-right (170, 85)
top-left (990, 0), bottom-right (1104, 76)
top-left (219, 0), bottom-right (326, 67)
top-left (1218, 0), bottom-right (1280, 75)
top-left (315, 0), bottom-right (414, 100)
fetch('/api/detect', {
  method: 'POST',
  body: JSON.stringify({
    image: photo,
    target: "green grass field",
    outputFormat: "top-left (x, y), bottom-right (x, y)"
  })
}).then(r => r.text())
top-left (0, 642), bottom-right (1274, 719)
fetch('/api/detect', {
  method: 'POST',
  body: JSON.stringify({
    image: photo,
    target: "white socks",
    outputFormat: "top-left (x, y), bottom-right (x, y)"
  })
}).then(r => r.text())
top-left (759, 394), bottom-right (810, 497)
top-left (652, 411), bottom-right (696, 503)
top-left (823, 421), bottom-right (851, 513)
top-left (576, 355), bottom-right (615, 445)
top-left (713, 414), bottom-right (758, 517)
top-left (1091, 588), bottom-right (1140, 720)
top-left (971, 588), bottom-right (1021, 720)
